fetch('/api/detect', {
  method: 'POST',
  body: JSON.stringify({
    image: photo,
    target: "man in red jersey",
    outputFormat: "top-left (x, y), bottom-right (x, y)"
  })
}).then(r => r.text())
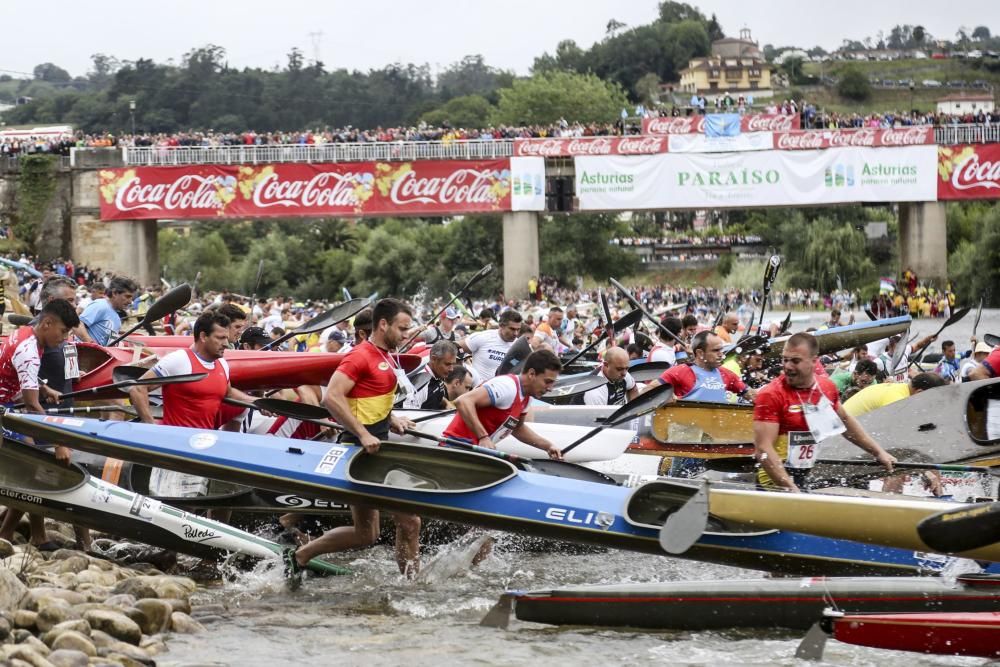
top-left (754, 333), bottom-right (896, 492)
top-left (442, 348), bottom-right (563, 458)
top-left (288, 298), bottom-right (420, 578)
top-left (0, 299), bottom-right (80, 549)
top-left (652, 331), bottom-right (755, 403)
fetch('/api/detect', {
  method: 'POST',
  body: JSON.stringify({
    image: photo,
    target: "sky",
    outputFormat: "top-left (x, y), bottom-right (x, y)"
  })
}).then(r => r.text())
top-left (3, 0), bottom-right (998, 79)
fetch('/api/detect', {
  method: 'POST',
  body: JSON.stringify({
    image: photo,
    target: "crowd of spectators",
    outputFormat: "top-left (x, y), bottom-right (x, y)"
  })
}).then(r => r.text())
top-left (1, 104), bottom-right (997, 158)
top-left (613, 235), bottom-right (763, 247)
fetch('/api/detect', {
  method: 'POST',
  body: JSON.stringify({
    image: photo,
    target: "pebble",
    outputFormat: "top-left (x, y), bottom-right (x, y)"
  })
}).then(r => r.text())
top-left (169, 611), bottom-right (204, 634)
top-left (13, 610), bottom-right (37, 630)
top-left (81, 610), bottom-right (142, 645)
top-left (3, 645), bottom-right (55, 667)
top-left (49, 631), bottom-right (95, 657)
top-left (40, 620), bottom-right (90, 646)
top-left (46, 649), bottom-right (90, 667)
top-left (0, 539), bottom-right (16, 559)
top-left (35, 600), bottom-right (81, 633)
top-left (0, 568), bottom-right (30, 612)
top-left (132, 599), bottom-right (171, 635)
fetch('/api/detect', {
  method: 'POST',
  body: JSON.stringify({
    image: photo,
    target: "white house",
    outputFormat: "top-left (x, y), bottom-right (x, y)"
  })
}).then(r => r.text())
top-left (936, 93), bottom-right (995, 115)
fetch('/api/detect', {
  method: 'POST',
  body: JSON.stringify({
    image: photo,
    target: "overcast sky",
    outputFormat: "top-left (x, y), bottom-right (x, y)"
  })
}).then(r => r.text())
top-left (3, 1), bottom-right (998, 79)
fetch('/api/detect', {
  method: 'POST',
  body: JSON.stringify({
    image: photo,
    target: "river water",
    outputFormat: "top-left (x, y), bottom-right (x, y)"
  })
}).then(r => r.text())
top-left (161, 308), bottom-right (992, 666)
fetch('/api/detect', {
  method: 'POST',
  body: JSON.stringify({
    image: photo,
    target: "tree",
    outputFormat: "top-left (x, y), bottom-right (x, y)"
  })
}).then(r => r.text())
top-left (539, 214), bottom-right (639, 284)
top-left (837, 65), bottom-right (872, 102)
top-left (912, 25), bottom-right (927, 46)
top-left (635, 73), bottom-right (663, 106)
top-left (606, 19), bottom-right (627, 36)
top-left (32, 63), bottom-right (71, 84)
top-left (88, 54), bottom-right (120, 87)
top-left (492, 71), bottom-right (628, 126)
top-left (437, 55), bottom-right (513, 102)
top-left (781, 57), bottom-right (806, 85)
top-left (657, 1), bottom-right (706, 25)
top-left (948, 207), bottom-right (1000, 305)
top-left (421, 95), bottom-right (494, 128)
top-left (972, 26), bottom-right (992, 41)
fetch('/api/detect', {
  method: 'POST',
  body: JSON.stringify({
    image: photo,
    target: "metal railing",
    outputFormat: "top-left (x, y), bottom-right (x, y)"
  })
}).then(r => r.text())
top-left (934, 123), bottom-right (1000, 145)
top-left (0, 155), bottom-right (72, 172)
top-left (123, 140), bottom-right (514, 166)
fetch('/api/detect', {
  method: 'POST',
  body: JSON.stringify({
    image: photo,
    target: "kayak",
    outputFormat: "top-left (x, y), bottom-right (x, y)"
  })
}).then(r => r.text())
top-left (69, 342), bottom-right (421, 397)
top-left (496, 574), bottom-right (1000, 630)
top-left (0, 436), bottom-right (346, 575)
top-left (394, 408), bottom-right (635, 463)
top-left (644, 478), bottom-right (1000, 561)
top-left (768, 315), bottom-right (912, 358)
top-left (5, 412), bottom-right (998, 578)
top-left (825, 609), bottom-right (1000, 657)
top-left (820, 377), bottom-right (1000, 468)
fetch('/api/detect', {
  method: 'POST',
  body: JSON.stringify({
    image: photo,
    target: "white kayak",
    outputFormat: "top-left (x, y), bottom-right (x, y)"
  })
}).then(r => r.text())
top-left (395, 409), bottom-right (635, 463)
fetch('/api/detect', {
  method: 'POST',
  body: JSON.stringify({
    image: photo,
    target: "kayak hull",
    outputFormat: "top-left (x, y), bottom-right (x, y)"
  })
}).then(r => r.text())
top-left (6, 412), bottom-right (999, 578)
top-left (0, 436), bottom-right (347, 574)
top-left (829, 610), bottom-right (1000, 657)
top-left (509, 576), bottom-right (1000, 630)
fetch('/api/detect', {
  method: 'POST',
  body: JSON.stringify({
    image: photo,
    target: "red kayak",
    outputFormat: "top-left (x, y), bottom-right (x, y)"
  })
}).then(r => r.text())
top-left (828, 610), bottom-right (1000, 657)
top-left (72, 342), bottom-right (420, 398)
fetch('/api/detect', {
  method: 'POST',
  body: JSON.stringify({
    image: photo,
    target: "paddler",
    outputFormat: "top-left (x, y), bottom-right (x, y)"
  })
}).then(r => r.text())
top-left (754, 333), bottom-right (896, 492)
top-left (843, 372), bottom-right (946, 417)
top-left (404, 340), bottom-right (458, 410)
top-left (459, 309), bottom-right (523, 385)
top-left (77, 276), bottom-right (137, 345)
top-left (418, 307), bottom-right (460, 345)
top-left (531, 307), bottom-right (574, 353)
top-left (0, 298), bottom-right (80, 550)
top-left (574, 346), bottom-right (637, 406)
top-left (714, 312), bottom-right (740, 344)
top-left (442, 348), bottom-right (563, 459)
top-left (646, 317), bottom-right (684, 366)
top-left (288, 298), bottom-right (420, 578)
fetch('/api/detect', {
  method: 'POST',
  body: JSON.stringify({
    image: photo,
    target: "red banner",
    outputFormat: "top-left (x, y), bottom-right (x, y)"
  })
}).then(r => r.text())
top-left (98, 160), bottom-right (513, 220)
top-left (642, 113), bottom-right (800, 135)
top-left (513, 135), bottom-right (668, 157)
top-left (774, 127), bottom-right (934, 150)
top-left (938, 144), bottom-right (1000, 200)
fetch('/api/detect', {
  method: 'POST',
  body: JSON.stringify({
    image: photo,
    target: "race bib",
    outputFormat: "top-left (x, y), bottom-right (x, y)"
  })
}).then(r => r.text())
top-left (803, 394), bottom-right (846, 442)
top-left (393, 367), bottom-right (415, 403)
top-left (490, 416), bottom-right (521, 444)
top-left (786, 431), bottom-right (819, 469)
top-left (63, 343), bottom-right (80, 380)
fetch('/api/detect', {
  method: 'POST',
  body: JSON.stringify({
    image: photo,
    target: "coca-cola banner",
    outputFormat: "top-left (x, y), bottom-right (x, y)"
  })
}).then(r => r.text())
top-left (98, 160), bottom-right (524, 220)
top-left (575, 145), bottom-right (937, 210)
top-left (774, 127), bottom-right (934, 151)
top-left (938, 144), bottom-right (1000, 200)
top-left (642, 113), bottom-right (800, 135)
top-left (512, 135), bottom-right (668, 157)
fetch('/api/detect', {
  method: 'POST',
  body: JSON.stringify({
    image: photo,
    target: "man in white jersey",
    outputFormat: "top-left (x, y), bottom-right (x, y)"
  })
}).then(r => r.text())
top-left (459, 309), bottom-right (523, 385)
top-left (577, 347), bottom-right (638, 406)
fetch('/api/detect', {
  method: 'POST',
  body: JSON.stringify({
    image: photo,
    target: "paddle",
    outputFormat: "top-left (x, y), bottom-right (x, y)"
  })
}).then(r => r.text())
top-left (108, 283), bottom-right (192, 346)
top-left (985, 334), bottom-right (1000, 348)
top-left (7, 314), bottom-right (32, 327)
top-left (609, 278), bottom-right (685, 347)
top-left (261, 297), bottom-right (371, 351)
top-left (15, 370), bottom-right (208, 408)
top-left (248, 260), bottom-right (265, 326)
top-left (906, 306), bottom-right (971, 370)
top-left (888, 328), bottom-right (909, 375)
top-left (972, 297), bottom-right (984, 339)
top-left (403, 428), bottom-right (617, 484)
top-left (659, 480), bottom-right (709, 555)
top-left (561, 308), bottom-right (643, 369)
top-left (702, 456), bottom-right (1000, 477)
top-left (712, 307), bottom-right (726, 330)
top-left (560, 381), bottom-right (674, 456)
top-left (916, 502), bottom-right (1000, 553)
top-left (222, 397), bottom-right (337, 427)
top-left (756, 255), bottom-right (781, 334)
top-left (777, 312), bottom-right (792, 336)
top-left (401, 263), bottom-right (494, 351)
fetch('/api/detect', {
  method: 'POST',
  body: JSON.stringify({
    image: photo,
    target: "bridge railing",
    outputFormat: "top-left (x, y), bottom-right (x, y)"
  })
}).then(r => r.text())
top-left (123, 140), bottom-right (515, 166)
top-left (934, 124), bottom-right (1000, 144)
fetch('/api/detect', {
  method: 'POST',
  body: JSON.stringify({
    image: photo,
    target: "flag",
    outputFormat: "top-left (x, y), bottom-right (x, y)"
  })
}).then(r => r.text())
top-left (704, 113), bottom-right (741, 138)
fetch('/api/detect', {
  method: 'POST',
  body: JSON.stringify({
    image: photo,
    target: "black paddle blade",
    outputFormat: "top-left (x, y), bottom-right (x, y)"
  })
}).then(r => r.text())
top-left (973, 298), bottom-right (984, 336)
top-left (112, 365), bottom-right (152, 383)
top-left (627, 361), bottom-right (672, 383)
top-left (612, 309), bottom-right (643, 334)
top-left (726, 335), bottom-right (769, 356)
top-left (606, 381), bottom-right (674, 426)
top-left (7, 314), bottom-right (32, 327)
top-left (600, 289), bottom-right (614, 328)
top-left (943, 306), bottom-right (972, 330)
top-left (520, 459), bottom-right (618, 485)
top-left (986, 333), bottom-right (1000, 348)
top-left (917, 502), bottom-right (1000, 553)
top-left (461, 263), bottom-right (494, 292)
top-left (144, 283), bottom-right (192, 323)
top-left (263, 297), bottom-right (371, 350)
top-left (763, 255), bottom-right (782, 288)
top-left (542, 374), bottom-right (608, 402)
top-left (778, 312), bottom-right (792, 335)
top-left (253, 398), bottom-right (331, 422)
top-left (703, 457), bottom-right (756, 474)
top-left (112, 368), bottom-right (208, 387)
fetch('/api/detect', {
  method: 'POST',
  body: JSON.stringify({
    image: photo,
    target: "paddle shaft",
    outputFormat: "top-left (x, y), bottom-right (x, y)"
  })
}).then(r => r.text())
top-left (262, 298), bottom-right (370, 351)
top-left (401, 263), bottom-right (493, 350)
top-left (708, 456), bottom-right (999, 477)
top-left (107, 283), bottom-right (192, 346)
top-left (248, 259), bottom-right (265, 326)
top-left (609, 278), bottom-right (686, 347)
top-left (14, 372), bottom-right (208, 408)
top-left (404, 428), bottom-right (523, 464)
top-left (222, 398), bottom-right (339, 429)
top-left (907, 306), bottom-right (971, 369)
top-left (756, 255), bottom-right (781, 333)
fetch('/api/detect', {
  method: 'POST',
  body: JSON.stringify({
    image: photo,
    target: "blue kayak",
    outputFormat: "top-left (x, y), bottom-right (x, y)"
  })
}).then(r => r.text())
top-left (3, 411), bottom-right (993, 578)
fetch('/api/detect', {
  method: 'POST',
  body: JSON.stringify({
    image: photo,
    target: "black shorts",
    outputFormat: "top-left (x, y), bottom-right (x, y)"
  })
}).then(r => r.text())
top-left (338, 416), bottom-right (390, 444)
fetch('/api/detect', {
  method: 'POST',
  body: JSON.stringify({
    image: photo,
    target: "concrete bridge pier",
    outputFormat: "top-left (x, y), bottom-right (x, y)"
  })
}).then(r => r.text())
top-left (898, 202), bottom-right (947, 285)
top-left (502, 211), bottom-right (540, 300)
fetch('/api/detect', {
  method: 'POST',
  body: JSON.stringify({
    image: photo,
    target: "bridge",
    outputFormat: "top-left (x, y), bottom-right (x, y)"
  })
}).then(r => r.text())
top-left (0, 121), bottom-right (997, 297)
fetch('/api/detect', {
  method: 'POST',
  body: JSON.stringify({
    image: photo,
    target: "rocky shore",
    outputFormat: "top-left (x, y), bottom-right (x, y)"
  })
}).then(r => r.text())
top-left (0, 519), bottom-right (217, 667)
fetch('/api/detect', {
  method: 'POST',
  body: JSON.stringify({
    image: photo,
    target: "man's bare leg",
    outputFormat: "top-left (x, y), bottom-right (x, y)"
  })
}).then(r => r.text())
top-left (392, 513), bottom-right (421, 577)
top-left (294, 506), bottom-right (379, 566)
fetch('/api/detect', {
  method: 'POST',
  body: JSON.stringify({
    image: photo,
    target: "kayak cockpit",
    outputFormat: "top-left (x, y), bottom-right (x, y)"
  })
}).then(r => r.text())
top-left (966, 381), bottom-right (1000, 445)
top-left (347, 442), bottom-right (518, 493)
top-left (0, 438), bottom-right (88, 494)
top-left (624, 479), bottom-right (775, 536)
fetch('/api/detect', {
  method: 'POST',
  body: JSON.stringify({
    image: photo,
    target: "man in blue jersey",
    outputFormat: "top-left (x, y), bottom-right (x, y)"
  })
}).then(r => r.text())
top-left (78, 276), bottom-right (138, 345)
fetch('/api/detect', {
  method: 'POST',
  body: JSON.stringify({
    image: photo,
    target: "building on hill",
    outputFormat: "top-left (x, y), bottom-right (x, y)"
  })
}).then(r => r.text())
top-left (677, 28), bottom-right (773, 102)
top-left (936, 93), bottom-right (995, 115)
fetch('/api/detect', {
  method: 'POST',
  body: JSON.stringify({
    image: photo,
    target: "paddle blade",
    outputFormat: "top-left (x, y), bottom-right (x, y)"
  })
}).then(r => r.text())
top-left (627, 361), bottom-right (672, 383)
top-left (703, 457), bottom-right (756, 474)
top-left (763, 254), bottom-right (782, 290)
top-left (985, 333), bottom-right (1000, 348)
top-left (112, 366), bottom-right (207, 387)
top-left (612, 309), bottom-right (643, 334)
top-left (944, 305), bottom-right (971, 328)
top-left (112, 365), bottom-right (152, 383)
top-left (460, 263), bottom-right (494, 292)
top-left (889, 329), bottom-right (908, 373)
top-left (480, 593), bottom-right (515, 629)
top-left (606, 381), bottom-right (674, 426)
top-left (794, 621), bottom-right (829, 662)
top-left (253, 398), bottom-right (331, 422)
top-left (263, 297), bottom-right (371, 349)
top-left (600, 289), bottom-right (613, 328)
top-left (973, 298), bottom-right (984, 336)
top-left (7, 314), bottom-right (32, 327)
top-left (917, 502), bottom-right (1000, 553)
top-left (659, 483), bottom-right (709, 554)
top-left (542, 374), bottom-right (608, 401)
top-left (143, 283), bottom-right (192, 323)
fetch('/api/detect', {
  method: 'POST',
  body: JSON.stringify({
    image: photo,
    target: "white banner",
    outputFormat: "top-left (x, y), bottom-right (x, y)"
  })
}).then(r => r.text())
top-left (510, 157), bottom-right (546, 211)
top-left (575, 145), bottom-right (938, 210)
top-left (667, 132), bottom-right (774, 153)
